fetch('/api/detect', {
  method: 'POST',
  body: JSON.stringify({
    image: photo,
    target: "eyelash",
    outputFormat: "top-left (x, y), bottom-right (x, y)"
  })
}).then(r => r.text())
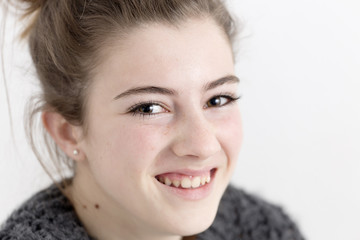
top-left (203, 94), bottom-right (240, 109)
top-left (127, 100), bottom-right (167, 117)
top-left (127, 94), bottom-right (241, 117)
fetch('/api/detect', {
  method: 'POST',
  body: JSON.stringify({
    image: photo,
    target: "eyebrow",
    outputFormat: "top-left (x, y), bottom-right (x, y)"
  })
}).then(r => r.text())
top-left (113, 75), bottom-right (239, 100)
top-left (113, 86), bottom-right (175, 100)
top-left (203, 75), bottom-right (240, 91)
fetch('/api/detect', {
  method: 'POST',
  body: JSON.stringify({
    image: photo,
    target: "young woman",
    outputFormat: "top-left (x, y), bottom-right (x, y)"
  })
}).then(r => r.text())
top-left (0, 1), bottom-right (304, 239)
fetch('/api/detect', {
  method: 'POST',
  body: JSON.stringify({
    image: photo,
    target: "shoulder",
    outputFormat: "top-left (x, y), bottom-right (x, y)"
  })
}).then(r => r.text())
top-left (0, 184), bottom-right (92, 240)
top-left (198, 185), bottom-right (305, 240)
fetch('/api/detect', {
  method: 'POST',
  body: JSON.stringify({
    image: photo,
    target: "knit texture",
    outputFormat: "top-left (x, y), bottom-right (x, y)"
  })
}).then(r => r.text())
top-left (0, 184), bottom-right (304, 240)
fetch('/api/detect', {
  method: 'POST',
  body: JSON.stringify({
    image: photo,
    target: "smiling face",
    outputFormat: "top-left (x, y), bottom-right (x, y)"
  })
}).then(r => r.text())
top-left (71, 18), bottom-right (243, 239)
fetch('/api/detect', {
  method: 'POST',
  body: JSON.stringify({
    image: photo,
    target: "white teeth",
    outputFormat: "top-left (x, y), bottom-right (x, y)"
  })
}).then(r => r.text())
top-left (206, 176), bottom-right (211, 183)
top-left (191, 177), bottom-right (201, 188)
top-left (173, 180), bottom-right (180, 188)
top-left (165, 177), bottom-right (172, 186)
top-left (181, 178), bottom-right (192, 189)
top-left (157, 172), bottom-right (213, 189)
top-left (201, 177), bottom-right (206, 185)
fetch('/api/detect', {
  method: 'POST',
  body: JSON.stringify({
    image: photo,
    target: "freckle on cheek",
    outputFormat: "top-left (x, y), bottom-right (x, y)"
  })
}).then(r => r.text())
top-left (163, 126), bottom-right (170, 135)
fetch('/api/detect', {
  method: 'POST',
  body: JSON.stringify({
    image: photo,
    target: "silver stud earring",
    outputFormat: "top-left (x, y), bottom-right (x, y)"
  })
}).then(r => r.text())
top-left (73, 149), bottom-right (79, 155)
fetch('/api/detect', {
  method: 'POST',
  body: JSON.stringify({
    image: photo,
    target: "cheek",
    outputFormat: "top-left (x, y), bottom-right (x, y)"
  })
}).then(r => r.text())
top-left (89, 122), bottom-right (165, 176)
top-left (217, 110), bottom-right (243, 159)
top-left (83, 122), bottom-right (167, 200)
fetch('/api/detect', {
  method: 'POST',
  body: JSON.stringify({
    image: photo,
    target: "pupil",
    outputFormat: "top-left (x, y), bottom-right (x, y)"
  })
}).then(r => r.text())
top-left (210, 97), bottom-right (220, 106)
top-left (141, 105), bottom-right (153, 113)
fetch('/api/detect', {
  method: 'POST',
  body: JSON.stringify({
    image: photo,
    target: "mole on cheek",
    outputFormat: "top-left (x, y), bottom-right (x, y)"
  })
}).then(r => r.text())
top-left (95, 204), bottom-right (100, 209)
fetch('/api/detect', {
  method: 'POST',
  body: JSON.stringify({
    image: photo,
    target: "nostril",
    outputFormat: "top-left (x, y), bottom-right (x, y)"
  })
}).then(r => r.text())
top-left (170, 116), bottom-right (221, 159)
top-left (171, 135), bottom-right (221, 159)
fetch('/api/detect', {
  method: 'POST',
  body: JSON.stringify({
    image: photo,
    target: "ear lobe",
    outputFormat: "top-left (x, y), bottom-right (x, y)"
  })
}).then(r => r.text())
top-left (42, 111), bottom-right (84, 161)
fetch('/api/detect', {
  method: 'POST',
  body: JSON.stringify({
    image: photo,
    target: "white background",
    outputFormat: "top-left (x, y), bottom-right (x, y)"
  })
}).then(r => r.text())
top-left (1, 0), bottom-right (360, 239)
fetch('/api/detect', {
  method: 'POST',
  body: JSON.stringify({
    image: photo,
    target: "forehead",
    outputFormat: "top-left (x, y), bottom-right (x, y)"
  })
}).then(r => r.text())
top-left (91, 18), bottom-right (234, 93)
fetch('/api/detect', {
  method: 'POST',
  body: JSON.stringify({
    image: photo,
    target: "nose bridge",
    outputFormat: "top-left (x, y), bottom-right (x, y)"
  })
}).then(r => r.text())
top-left (171, 110), bottom-right (221, 159)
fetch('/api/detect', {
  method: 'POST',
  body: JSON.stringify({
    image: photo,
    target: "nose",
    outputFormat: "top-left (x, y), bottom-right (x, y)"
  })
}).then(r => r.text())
top-left (171, 112), bottom-right (221, 160)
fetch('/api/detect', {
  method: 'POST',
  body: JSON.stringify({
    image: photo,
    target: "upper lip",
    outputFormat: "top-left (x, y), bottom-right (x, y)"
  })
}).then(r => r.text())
top-left (155, 166), bottom-right (217, 177)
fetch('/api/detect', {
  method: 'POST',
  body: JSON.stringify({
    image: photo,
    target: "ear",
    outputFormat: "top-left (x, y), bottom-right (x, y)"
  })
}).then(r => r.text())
top-left (42, 111), bottom-right (85, 162)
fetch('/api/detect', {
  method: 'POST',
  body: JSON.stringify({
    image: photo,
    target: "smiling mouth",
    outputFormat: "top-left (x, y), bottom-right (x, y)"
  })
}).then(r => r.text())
top-left (155, 168), bottom-right (217, 189)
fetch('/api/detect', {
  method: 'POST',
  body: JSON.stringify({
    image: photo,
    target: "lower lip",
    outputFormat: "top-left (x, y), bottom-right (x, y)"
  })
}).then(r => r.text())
top-left (156, 169), bottom-right (217, 201)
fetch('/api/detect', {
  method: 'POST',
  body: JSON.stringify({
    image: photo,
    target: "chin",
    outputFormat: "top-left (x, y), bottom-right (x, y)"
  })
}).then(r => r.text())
top-left (171, 212), bottom-right (217, 237)
top-left (164, 197), bottom-right (221, 237)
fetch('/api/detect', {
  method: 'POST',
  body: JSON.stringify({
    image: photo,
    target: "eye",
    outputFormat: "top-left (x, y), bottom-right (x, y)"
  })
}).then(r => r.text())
top-left (204, 95), bottom-right (240, 108)
top-left (128, 102), bottom-right (168, 116)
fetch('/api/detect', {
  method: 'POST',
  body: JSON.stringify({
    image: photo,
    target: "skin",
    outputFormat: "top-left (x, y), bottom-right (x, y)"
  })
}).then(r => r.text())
top-left (43, 18), bottom-right (243, 240)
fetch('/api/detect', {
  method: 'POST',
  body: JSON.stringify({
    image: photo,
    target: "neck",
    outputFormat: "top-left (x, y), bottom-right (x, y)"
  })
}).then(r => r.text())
top-left (64, 169), bottom-right (184, 240)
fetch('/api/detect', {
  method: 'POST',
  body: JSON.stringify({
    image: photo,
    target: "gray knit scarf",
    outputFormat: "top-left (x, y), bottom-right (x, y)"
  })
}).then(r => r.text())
top-left (0, 184), bottom-right (304, 240)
